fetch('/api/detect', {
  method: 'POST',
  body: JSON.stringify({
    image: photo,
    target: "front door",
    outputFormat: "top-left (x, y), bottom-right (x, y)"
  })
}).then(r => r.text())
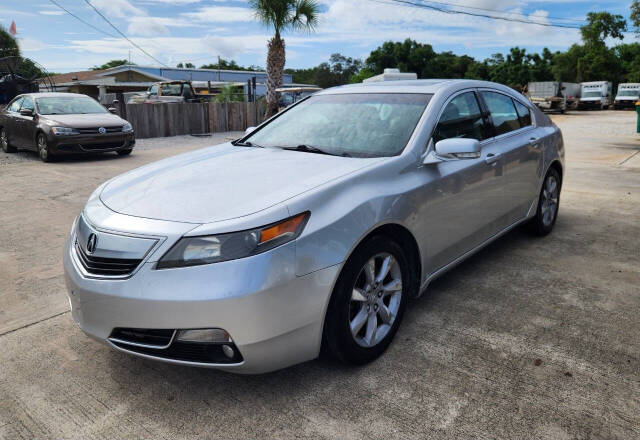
top-left (417, 90), bottom-right (507, 275)
top-left (14, 96), bottom-right (37, 150)
top-left (4, 97), bottom-right (23, 147)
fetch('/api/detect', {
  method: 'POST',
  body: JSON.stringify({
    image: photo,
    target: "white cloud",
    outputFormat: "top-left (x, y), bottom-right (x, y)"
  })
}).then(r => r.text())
top-left (89, 0), bottom-right (145, 18)
top-left (182, 6), bottom-right (254, 23)
top-left (39, 10), bottom-right (65, 16)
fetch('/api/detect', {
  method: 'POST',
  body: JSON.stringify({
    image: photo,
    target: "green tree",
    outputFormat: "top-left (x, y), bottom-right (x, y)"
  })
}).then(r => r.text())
top-left (580, 12), bottom-right (627, 46)
top-left (615, 43), bottom-right (640, 82)
top-left (0, 25), bottom-right (20, 59)
top-left (632, 1), bottom-right (640, 36)
top-left (215, 83), bottom-right (245, 102)
top-left (91, 59), bottom-right (131, 70)
top-left (249, 0), bottom-right (320, 117)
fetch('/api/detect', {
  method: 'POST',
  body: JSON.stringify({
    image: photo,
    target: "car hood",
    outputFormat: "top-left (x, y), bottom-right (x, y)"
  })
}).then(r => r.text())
top-left (100, 144), bottom-right (380, 224)
top-left (40, 113), bottom-right (125, 128)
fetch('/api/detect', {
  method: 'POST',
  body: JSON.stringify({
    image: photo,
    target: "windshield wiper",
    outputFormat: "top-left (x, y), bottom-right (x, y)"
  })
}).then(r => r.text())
top-left (282, 144), bottom-right (350, 157)
top-left (232, 140), bottom-right (265, 148)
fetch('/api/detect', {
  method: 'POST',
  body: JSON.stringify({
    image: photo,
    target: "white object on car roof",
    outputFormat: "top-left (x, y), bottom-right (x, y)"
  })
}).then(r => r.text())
top-left (363, 68), bottom-right (418, 83)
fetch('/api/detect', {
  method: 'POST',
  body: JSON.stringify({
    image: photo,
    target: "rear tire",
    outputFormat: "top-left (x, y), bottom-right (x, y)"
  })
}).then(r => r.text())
top-left (1, 128), bottom-right (16, 153)
top-left (37, 133), bottom-right (54, 162)
top-left (527, 168), bottom-right (561, 236)
top-left (117, 148), bottom-right (133, 156)
top-left (323, 235), bottom-right (409, 365)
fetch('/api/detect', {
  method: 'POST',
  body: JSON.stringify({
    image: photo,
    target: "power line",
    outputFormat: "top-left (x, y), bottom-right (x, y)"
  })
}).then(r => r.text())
top-left (81, 0), bottom-right (169, 67)
top-left (47, 0), bottom-right (119, 39)
top-left (418, 0), bottom-right (587, 24)
top-left (370, 0), bottom-right (582, 29)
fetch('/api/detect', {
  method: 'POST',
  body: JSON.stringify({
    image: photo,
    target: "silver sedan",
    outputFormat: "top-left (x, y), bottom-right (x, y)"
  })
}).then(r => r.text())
top-left (63, 79), bottom-right (564, 374)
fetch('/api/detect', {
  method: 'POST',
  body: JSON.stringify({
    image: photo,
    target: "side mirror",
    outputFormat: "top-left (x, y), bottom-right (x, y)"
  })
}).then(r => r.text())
top-left (108, 107), bottom-right (118, 114)
top-left (423, 138), bottom-right (481, 164)
top-left (245, 126), bottom-right (256, 135)
top-left (112, 99), bottom-right (120, 106)
top-left (20, 108), bottom-right (33, 117)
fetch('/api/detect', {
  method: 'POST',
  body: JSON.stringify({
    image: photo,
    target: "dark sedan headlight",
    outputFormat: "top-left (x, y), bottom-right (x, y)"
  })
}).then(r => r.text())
top-left (122, 122), bottom-right (133, 133)
top-left (51, 126), bottom-right (79, 135)
top-left (157, 212), bottom-right (309, 269)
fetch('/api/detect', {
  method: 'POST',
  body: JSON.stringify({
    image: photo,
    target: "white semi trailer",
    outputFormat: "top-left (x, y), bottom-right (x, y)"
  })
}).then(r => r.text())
top-left (613, 83), bottom-right (640, 110)
top-left (526, 81), bottom-right (580, 113)
top-left (578, 81), bottom-right (613, 110)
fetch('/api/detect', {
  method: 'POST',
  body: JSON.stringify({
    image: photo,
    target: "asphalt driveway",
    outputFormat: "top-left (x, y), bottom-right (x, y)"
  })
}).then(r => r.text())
top-left (0, 114), bottom-right (638, 439)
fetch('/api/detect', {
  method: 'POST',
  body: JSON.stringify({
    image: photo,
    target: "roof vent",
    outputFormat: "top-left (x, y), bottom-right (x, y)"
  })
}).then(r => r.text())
top-left (383, 68), bottom-right (400, 74)
top-left (363, 68), bottom-right (418, 83)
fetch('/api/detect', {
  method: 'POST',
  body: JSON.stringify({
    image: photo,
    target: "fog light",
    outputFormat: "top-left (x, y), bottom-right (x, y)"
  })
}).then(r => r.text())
top-left (222, 345), bottom-right (235, 359)
top-left (176, 328), bottom-right (231, 343)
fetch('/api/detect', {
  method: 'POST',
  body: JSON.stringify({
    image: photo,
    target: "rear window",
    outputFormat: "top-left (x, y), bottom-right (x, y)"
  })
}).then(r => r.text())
top-left (481, 91), bottom-right (521, 136)
top-left (513, 100), bottom-right (532, 127)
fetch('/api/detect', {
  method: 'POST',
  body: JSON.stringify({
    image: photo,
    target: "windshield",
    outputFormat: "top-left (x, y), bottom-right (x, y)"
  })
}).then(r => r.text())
top-left (245, 93), bottom-right (432, 158)
top-left (617, 90), bottom-right (639, 97)
top-left (36, 96), bottom-right (107, 115)
top-left (582, 91), bottom-right (602, 98)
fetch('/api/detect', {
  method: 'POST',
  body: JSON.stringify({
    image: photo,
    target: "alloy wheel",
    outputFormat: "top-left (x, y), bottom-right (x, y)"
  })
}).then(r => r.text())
top-left (541, 174), bottom-right (559, 227)
top-left (38, 135), bottom-right (49, 161)
top-left (1, 129), bottom-right (8, 152)
top-left (349, 252), bottom-right (403, 348)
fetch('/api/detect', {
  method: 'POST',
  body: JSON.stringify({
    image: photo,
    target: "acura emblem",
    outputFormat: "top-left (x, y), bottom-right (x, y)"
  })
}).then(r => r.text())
top-left (86, 233), bottom-right (98, 254)
top-left (98, 127), bottom-right (106, 134)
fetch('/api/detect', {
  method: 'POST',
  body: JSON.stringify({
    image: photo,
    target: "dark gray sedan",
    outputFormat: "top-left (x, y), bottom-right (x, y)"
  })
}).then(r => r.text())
top-left (0, 92), bottom-right (135, 162)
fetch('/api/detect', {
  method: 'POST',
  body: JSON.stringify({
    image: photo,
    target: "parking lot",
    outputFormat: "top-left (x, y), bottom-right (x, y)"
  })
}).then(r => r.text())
top-left (0, 111), bottom-right (638, 439)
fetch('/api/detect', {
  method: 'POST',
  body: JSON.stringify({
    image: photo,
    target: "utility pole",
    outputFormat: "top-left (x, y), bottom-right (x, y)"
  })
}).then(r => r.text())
top-left (217, 55), bottom-right (221, 82)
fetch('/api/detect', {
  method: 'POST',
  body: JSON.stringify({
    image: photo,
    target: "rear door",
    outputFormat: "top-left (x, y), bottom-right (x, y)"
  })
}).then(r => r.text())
top-left (419, 90), bottom-right (507, 274)
top-left (479, 90), bottom-right (542, 224)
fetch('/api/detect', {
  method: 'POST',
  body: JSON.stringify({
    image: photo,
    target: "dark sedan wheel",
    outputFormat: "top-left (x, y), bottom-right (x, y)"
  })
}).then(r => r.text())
top-left (1, 128), bottom-right (16, 153)
top-left (323, 235), bottom-right (408, 365)
top-left (37, 134), bottom-right (54, 162)
top-left (527, 167), bottom-right (561, 236)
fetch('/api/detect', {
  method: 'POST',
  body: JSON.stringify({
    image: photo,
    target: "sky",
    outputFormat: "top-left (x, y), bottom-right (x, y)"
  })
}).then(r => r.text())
top-left (1, 0), bottom-right (636, 73)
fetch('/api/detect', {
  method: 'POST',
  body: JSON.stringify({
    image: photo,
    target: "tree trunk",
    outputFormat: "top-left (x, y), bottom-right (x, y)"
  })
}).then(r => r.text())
top-left (265, 34), bottom-right (285, 119)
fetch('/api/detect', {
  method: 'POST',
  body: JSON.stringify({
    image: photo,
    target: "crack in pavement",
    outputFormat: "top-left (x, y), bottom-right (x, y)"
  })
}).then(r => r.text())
top-left (0, 310), bottom-right (70, 338)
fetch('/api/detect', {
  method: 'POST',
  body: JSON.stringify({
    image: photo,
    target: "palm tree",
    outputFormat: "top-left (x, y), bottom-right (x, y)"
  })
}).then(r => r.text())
top-left (249, 0), bottom-right (319, 118)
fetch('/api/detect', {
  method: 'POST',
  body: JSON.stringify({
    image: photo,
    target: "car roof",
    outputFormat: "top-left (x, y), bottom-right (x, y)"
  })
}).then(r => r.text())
top-left (316, 79), bottom-right (518, 96)
top-left (16, 92), bottom-right (92, 99)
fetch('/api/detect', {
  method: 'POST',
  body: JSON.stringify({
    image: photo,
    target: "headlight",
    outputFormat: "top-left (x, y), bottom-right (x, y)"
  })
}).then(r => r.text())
top-left (157, 212), bottom-right (309, 269)
top-left (51, 126), bottom-right (79, 135)
top-left (122, 122), bottom-right (133, 133)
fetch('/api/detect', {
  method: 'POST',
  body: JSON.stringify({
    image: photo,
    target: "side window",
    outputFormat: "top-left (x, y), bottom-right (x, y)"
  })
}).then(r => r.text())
top-left (149, 85), bottom-right (158, 96)
top-left (481, 91), bottom-right (521, 136)
top-left (513, 99), bottom-right (532, 127)
top-left (21, 97), bottom-right (34, 112)
top-left (434, 92), bottom-right (488, 143)
top-left (8, 97), bottom-right (23, 113)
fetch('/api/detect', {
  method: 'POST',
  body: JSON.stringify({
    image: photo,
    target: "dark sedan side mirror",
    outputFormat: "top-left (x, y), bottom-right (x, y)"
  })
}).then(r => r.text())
top-left (20, 108), bottom-right (33, 117)
top-left (108, 107), bottom-right (118, 114)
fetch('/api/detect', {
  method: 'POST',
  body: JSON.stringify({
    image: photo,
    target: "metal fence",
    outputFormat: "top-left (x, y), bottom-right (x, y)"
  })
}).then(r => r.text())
top-left (118, 101), bottom-right (267, 139)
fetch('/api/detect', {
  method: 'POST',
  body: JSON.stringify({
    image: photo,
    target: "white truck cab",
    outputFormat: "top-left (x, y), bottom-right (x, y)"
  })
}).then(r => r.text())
top-left (613, 83), bottom-right (640, 110)
top-left (579, 81), bottom-right (612, 110)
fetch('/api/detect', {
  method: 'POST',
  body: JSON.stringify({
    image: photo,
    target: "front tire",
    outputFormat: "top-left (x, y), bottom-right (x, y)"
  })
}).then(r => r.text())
top-left (37, 133), bottom-right (54, 162)
top-left (323, 236), bottom-right (409, 365)
top-left (1, 128), bottom-right (16, 153)
top-left (527, 168), bottom-right (561, 236)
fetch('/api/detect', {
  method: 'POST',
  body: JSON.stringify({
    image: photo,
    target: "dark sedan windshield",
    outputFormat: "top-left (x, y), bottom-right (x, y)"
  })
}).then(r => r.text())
top-left (245, 93), bottom-right (432, 158)
top-left (36, 96), bottom-right (108, 115)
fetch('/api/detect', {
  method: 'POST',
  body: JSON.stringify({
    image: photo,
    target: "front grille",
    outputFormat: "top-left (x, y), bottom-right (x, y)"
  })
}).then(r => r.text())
top-left (74, 241), bottom-right (141, 276)
top-left (110, 328), bottom-right (175, 348)
top-left (110, 339), bottom-right (244, 364)
top-left (77, 127), bottom-right (123, 134)
top-left (78, 141), bottom-right (126, 151)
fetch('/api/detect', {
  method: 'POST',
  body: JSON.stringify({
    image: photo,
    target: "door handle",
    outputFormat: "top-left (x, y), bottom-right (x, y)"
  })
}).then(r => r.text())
top-left (529, 137), bottom-right (540, 148)
top-left (485, 153), bottom-right (501, 165)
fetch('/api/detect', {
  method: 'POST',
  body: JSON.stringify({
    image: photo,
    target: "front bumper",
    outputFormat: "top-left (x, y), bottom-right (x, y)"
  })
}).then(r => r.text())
top-left (63, 220), bottom-right (339, 374)
top-left (48, 132), bottom-right (135, 154)
top-left (613, 100), bottom-right (637, 109)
